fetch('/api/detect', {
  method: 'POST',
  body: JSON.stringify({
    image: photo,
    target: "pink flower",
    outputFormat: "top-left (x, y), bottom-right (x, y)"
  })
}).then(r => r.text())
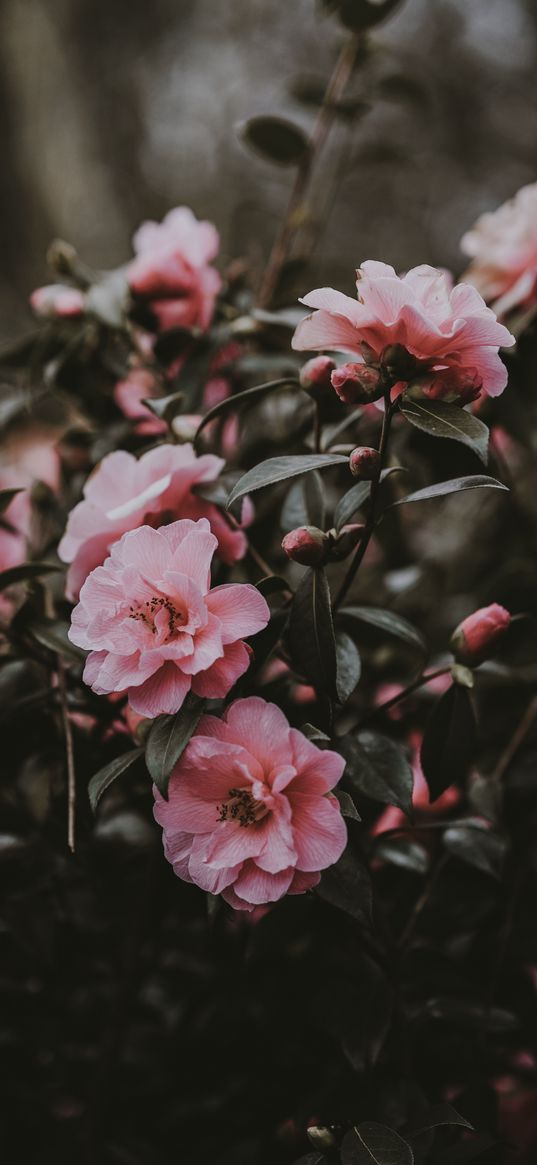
top-left (153, 697), bottom-right (347, 910)
top-left (128, 207), bottom-right (221, 332)
top-left (461, 183), bottom-right (537, 317)
top-left (292, 260), bottom-right (515, 399)
top-left (69, 520), bottom-right (269, 717)
top-left (450, 603), bottom-right (511, 666)
top-left (30, 284), bottom-right (86, 318)
top-left (59, 444), bottom-right (250, 600)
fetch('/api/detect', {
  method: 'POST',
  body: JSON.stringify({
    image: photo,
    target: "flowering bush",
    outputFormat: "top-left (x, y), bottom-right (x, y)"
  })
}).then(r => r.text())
top-left (3, 3), bottom-right (537, 1163)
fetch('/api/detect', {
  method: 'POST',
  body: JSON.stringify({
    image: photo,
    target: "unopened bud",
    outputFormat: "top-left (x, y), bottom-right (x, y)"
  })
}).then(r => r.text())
top-left (30, 284), bottom-right (86, 319)
top-left (299, 356), bottom-right (337, 397)
top-left (406, 368), bottom-right (482, 407)
top-left (171, 414), bottom-right (202, 443)
top-left (331, 362), bottom-right (383, 405)
top-left (349, 446), bottom-right (380, 480)
top-left (330, 523), bottom-right (365, 560)
top-left (46, 239), bottom-right (80, 277)
top-left (282, 525), bottom-right (329, 566)
top-left (307, 1126), bottom-right (337, 1152)
top-left (450, 604), bottom-right (511, 666)
top-left (381, 344), bottom-right (421, 383)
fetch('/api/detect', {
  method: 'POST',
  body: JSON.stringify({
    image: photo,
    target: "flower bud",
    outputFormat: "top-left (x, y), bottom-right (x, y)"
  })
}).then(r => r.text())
top-left (299, 356), bottom-right (337, 397)
top-left (331, 362), bottom-right (383, 405)
top-left (307, 1127), bottom-right (337, 1152)
top-left (380, 343), bottom-right (421, 383)
top-left (450, 603), bottom-right (511, 666)
top-left (281, 525), bottom-right (329, 566)
top-left (30, 284), bottom-right (86, 319)
top-left (330, 523), bottom-right (365, 561)
top-left (406, 367), bottom-right (482, 407)
top-left (171, 414), bottom-right (202, 443)
top-left (349, 445), bottom-right (380, 480)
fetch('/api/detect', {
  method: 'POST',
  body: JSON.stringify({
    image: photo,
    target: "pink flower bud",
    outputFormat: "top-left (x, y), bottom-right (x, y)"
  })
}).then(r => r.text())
top-left (30, 284), bottom-right (86, 319)
top-left (299, 356), bottom-right (337, 396)
top-left (450, 603), bottom-right (511, 666)
top-left (331, 362), bottom-right (383, 405)
top-left (171, 414), bottom-right (202, 443)
top-left (349, 446), bottom-right (381, 480)
top-left (330, 523), bottom-right (365, 560)
top-left (406, 367), bottom-right (482, 406)
top-left (281, 526), bottom-right (329, 566)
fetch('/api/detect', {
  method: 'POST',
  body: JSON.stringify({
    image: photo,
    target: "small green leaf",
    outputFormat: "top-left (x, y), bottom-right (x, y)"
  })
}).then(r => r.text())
top-left (335, 466), bottom-right (404, 531)
top-left (342, 1123), bottom-right (413, 1165)
top-left (374, 836), bottom-right (429, 875)
top-left (420, 683), bottom-right (476, 801)
top-left (195, 378), bottom-right (299, 440)
top-left (86, 268), bottom-right (129, 328)
top-left (405, 1102), bottom-right (474, 1138)
top-left (340, 605), bottom-right (427, 657)
top-left (392, 474), bottom-right (508, 507)
top-left (227, 454), bottom-right (349, 510)
top-left (335, 630), bottom-right (362, 704)
top-left (88, 748), bottom-right (144, 812)
top-left (442, 820), bottom-right (507, 879)
top-left (287, 567), bottom-right (337, 698)
top-left (340, 731), bottom-right (414, 816)
top-left (400, 397), bottom-right (489, 464)
top-left (255, 575), bottom-right (290, 596)
top-left (142, 390), bottom-right (184, 422)
top-left (0, 561), bottom-right (61, 591)
top-left (239, 115), bottom-right (309, 166)
top-left (145, 695), bottom-right (206, 797)
top-left (334, 788), bottom-right (361, 821)
top-left (28, 617), bottom-right (85, 662)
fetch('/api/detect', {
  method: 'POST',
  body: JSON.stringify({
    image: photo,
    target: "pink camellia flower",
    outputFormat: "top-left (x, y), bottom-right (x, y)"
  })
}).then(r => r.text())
top-left (59, 444), bottom-right (251, 600)
top-left (461, 182), bottom-right (537, 317)
top-left (128, 206), bottom-right (221, 332)
top-left (69, 520), bottom-right (269, 718)
top-left (450, 603), bottom-right (511, 666)
top-left (153, 697), bottom-right (347, 910)
top-left (30, 284), bottom-right (86, 319)
top-left (292, 261), bottom-right (515, 399)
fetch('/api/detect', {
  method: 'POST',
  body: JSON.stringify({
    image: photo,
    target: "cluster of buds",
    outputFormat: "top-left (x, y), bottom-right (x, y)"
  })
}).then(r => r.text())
top-left (282, 522), bottom-right (364, 567)
top-left (450, 603), bottom-right (511, 666)
top-left (299, 344), bottom-right (482, 409)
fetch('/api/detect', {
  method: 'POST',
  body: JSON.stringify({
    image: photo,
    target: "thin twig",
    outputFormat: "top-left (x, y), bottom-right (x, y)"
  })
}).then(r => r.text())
top-left (398, 853), bottom-right (449, 950)
top-left (355, 666), bottom-right (452, 728)
top-left (492, 691), bottom-right (537, 783)
top-left (256, 33), bottom-right (360, 309)
top-left (57, 657), bottom-right (76, 853)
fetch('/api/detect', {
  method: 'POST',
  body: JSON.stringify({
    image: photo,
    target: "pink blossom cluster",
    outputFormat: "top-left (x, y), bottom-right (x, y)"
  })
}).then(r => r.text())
top-left (461, 182), bottom-right (537, 318)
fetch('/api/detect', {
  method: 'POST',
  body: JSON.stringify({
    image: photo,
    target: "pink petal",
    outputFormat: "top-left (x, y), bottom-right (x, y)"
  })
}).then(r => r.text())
top-left (190, 640), bottom-right (251, 698)
top-left (223, 697), bottom-right (292, 771)
top-left (168, 525), bottom-right (217, 591)
top-left (127, 662), bottom-right (191, 717)
top-left (292, 309), bottom-right (361, 355)
top-left (232, 861), bottom-right (294, 905)
top-left (289, 793), bottom-right (347, 872)
top-left (206, 583), bottom-right (269, 643)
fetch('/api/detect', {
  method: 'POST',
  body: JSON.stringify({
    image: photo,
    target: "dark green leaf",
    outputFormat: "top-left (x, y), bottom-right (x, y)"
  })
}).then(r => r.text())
top-left (0, 561), bottom-right (61, 591)
top-left (317, 845), bottom-right (372, 924)
top-left (392, 475), bottom-right (507, 507)
top-left (86, 268), bottom-right (129, 328)
top-left (88, 748), bottom-right (144, 812)
top-left (227, 454), bottom-right (349, 510)
top-left (255, 575), bottom-right (290, 596)
top-left (340, 605), bottom-right (427, 657)
top-left (406, 1103), bottom-right (473, 1138)
top-left (342, 1122), bottom-right (414, 1165)
top-left (334, 788), bottom-right (361, 821)
top-left (374, 836), bottom-right (429, 875)
top-left (424, 997), bottom-right (518, 1032)
top-left (340, 731), bottom-right (413, 815)
top-left (400, 397), bottom-right (490, 464)
top-left (142, 390), bottom-right (184, 422)
top-left (239, 115), bottom-right (309, 166)
top-left (304, 470), bottom-right (326, 528)
top-left (287, 567), bottom-right (337, 697)
top-left (0, 487), bottom-right (24, 515)
top-left (27, 617), bottom-right (85, 662)
top-left (196, 378), bottom-right (299, 439)
top-left (420, 684), bottom-right (476, 801)
top-left (300, 723), bottom-right (331, 744)
top-left (146, 695), bottom-right (206, 797)
top-left (442, 821), bottom-right (507, 879)
top-left (336, 630), bottom-right (362, 704)
top-left (335, 466), bottom-right (404, 531)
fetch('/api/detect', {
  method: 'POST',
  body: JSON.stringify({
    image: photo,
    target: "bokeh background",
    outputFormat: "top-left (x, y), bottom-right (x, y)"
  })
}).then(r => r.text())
top-left (2, 0), bottom-right (537, 340)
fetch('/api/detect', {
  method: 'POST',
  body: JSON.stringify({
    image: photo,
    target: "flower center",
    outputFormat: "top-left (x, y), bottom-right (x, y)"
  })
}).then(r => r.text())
top-left (217, 787), bottom-right (269, 828)
top-left (128, 595), bottom-right (186, 640)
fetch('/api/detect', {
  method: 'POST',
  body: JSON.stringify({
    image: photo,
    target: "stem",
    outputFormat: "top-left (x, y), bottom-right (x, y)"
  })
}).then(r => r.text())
top-left (314, 400), bottom-right (322, 453)
top-left (358, 666), bottom-right (452, 727)
top-left (256, 33), bottom-right (360, 309)
top-left (492, 691), bottom-right (537, 782)
top-left (333, 394), bottom-right (395, 610)
top-left (58, 657), bottom-right (76, 854)
top-left (398, 853), bottom-right (448, 950)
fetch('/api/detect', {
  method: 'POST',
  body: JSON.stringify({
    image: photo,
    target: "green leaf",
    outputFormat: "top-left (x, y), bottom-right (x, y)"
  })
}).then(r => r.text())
top-left (335, 466), bottom-right (404, 531)
top-left (405, 1103), bottom-right (473, 1138)
top-left (142, 390), bottom-right (184, 422)
top-left (340, 731), bottom-right (413, 816)
top-left (334, 788), bottom-right (361, 821)
top-left (326, 0), bottom-right (405, 33)
top-left (374, 836), bottom-right (429, 875)
top-left (335, 630), bottom-right (362, 704)
top-left (442, 820), bottom-right (507, 879)
top-left (86, 268), bottom-right (129, 328)
top-left (0, 561), bottom-right (61, 591)
top-left (400, 397), bottom-right (490, 464)
top-left (227, 453), bottom-right (349, 510)
top-left (287, 567), bottom-right (337, 697)
top-left (27, 617), bottom-right (85, 662)
top-left (317, 845), bottom-right (372, 924)
top-left (145, 695), bottom-right (206, 797)
top-left (340, 605), bottom-right (427, 657)
top-left (392, 474), bottom-right (508, 507)
top-left (195, 378), bottom-right (299, 440)
top-left (88, 748), bottom-right (144, 812)
top-left (342, 1123), bottom-right (414, 1165)
top-left (303, 469), bottom-right (326, 528)
top-left (0, 486), bottom-right (24, 515)
top-left (420, 683), bottom-right (476, 801)
top-left (239, 115), bottom-right (309, 166)
top-left (255, 575), bottom-right (290, 597)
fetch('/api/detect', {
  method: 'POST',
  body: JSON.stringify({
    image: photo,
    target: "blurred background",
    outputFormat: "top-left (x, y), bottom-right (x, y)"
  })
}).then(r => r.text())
top-left (1, 0), bottom-right (537, 342)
